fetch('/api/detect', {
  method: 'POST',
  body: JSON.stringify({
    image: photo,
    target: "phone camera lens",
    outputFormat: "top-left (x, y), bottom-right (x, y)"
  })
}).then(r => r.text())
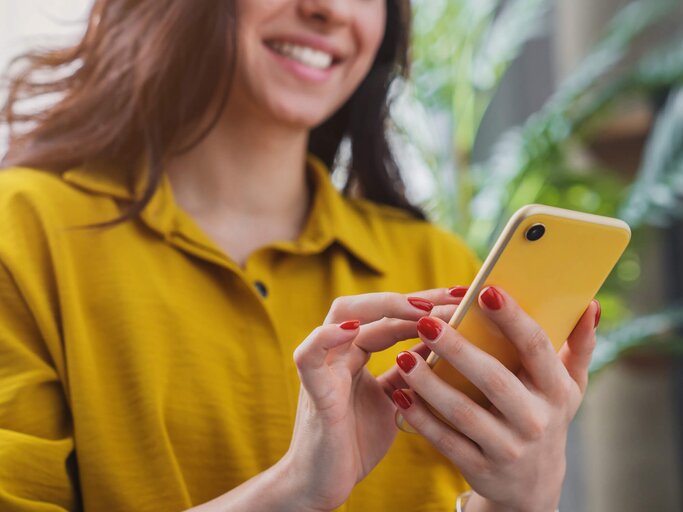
top-left (525, 224), bottom-right (545, 242)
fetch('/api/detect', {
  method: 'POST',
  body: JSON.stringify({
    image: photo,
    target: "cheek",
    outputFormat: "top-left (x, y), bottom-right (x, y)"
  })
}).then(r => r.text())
top-left (350, 7), bottom-right (388, 82)
top-left (369, 9), bottom-right (388, 56)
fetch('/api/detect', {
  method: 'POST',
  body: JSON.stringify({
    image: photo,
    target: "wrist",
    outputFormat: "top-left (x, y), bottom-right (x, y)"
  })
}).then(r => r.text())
top-left (463, 491), bottom-right (559, 512)
top-left (268, 454), bottom-right (329, 512)
top-left (187, 454), bottom-right (326, 512)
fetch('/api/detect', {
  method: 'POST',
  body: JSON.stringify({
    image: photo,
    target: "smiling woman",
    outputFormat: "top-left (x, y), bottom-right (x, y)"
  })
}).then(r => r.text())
top-left (235, 0), bottom-right (384, 125)
top-left (2, 0), bottom-right (420, 227)
top-left (0, 1), bottom-right (596, 511)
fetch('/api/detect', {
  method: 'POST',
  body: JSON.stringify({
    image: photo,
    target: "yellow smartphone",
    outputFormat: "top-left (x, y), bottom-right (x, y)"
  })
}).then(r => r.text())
top-left (397, 204), bottom-right (631, 431)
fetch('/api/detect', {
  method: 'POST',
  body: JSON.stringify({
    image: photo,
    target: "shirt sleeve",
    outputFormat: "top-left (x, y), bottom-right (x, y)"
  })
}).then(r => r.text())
top-left (0, 260), bottom-right (77, 511)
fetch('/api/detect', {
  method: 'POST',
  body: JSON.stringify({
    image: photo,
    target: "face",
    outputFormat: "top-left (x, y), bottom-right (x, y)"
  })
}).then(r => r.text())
top-left (229, 0), bottom-right (387, 129)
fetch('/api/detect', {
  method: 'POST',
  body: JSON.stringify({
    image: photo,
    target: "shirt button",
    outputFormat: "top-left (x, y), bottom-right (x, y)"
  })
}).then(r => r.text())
top-left (254, 281), bottom-right (268, 298)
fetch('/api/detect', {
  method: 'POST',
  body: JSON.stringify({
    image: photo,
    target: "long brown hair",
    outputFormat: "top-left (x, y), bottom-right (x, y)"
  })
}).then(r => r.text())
top-left (1, 0), bottom-right (423, 225)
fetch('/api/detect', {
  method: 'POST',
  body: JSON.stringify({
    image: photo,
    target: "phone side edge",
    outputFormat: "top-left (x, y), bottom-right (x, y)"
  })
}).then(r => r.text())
top-left (425, 207), bottom-right (529, 368)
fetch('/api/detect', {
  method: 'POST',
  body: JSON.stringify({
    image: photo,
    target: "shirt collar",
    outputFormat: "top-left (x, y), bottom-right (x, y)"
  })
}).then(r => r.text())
top-left (298, 154), bottom-right (387, 275)
top-left (62, 161), bottom-right (137, 201)
top-left (61, 155), bottom-right (388, 275)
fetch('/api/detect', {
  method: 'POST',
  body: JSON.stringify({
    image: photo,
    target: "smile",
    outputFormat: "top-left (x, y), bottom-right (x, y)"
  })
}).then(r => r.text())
top-left (266, 41), bottom-right (335, 70)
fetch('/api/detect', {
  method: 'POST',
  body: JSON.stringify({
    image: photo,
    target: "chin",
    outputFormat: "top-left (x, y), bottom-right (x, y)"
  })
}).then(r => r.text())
top-left (268, 98), bottom-right (334, 130)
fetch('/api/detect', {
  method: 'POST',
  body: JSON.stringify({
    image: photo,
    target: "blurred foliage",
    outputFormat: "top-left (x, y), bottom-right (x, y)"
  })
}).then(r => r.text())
top-left (398, 0), bottom-right (683, 373)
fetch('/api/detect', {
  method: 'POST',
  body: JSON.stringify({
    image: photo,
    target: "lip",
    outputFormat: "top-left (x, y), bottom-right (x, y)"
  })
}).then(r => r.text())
top-left (265, 44), bottom-right (337, 83)
top-left (264, 34), bottom-right (347, 63)
top-left (263, 34), bottom-right (347, 84)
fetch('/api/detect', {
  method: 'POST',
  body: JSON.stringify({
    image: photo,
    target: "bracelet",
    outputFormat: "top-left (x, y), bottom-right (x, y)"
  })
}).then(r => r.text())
top-left (455, 491), bottom-right (560, 512)
top-left (455, 491), bottom-right (472, 512)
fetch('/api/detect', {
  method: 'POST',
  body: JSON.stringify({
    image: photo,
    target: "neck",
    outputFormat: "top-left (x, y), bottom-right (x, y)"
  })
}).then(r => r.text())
top-left (165, 108), bottom-right (310, 220)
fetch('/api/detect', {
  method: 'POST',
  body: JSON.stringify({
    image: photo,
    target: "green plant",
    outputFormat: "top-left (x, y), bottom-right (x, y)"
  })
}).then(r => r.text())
top-left (401, 0), bottom-right (683, 372)
top-left (404, 0), bottom-right (551, 233)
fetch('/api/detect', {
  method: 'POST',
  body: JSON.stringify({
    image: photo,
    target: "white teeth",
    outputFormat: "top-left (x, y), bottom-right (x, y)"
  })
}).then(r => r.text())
top-left (269, 41), bottom-right (334, 70)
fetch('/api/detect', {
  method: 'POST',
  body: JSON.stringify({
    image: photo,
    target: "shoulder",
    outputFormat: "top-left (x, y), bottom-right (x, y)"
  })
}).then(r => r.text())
top-left (0, 166), bottom-right (69, 200)
top-left (348, 197), bottom-right (481, 285)
top-left (0, 166), bottom-right (116, 224)
top-left (0, 167), bottom-right (83, 215)
top-left (0, 167), bottom-right (121, 268)
top-left (0, 167), bottom-right (68, 235)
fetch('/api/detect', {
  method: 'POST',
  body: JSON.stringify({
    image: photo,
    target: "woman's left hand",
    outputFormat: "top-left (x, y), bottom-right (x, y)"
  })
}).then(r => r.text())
top-left (393, 286), bottom-right (600, 512)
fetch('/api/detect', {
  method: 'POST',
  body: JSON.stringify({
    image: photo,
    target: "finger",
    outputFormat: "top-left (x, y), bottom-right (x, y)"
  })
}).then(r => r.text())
top-left (324, 287), bottom-right (467, 326)
top-left (477, 286), bottom-right (569, 397)
top-left (391, 388), bottom-right (488, 476)
top-left (415, 316), bottom-right (542, 437)
top-left (376, 343), bottom-right (431, 396)
top-left (394, 349), bottom-right (517, 459)
top-left (415, 285), bottom-right (468, 303)
top-left (559, 300), bottom-right (599, 394)
top-left (431, 303), bottom-right (460, 323)
top-left (352, 298), bottom-right (463, 354)
top-left (347, 318), bottom-right (420, 375)
top-left (353, 318), bottom-right (419, 354)
top-left (293, 322), bottom-right (360, 403)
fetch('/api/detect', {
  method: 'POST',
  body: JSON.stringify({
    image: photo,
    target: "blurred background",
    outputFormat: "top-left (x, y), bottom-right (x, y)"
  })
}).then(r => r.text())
top-left (2, 0), bottom-right (683, 510)
top-left (392, 1), bottom-right (683, 510)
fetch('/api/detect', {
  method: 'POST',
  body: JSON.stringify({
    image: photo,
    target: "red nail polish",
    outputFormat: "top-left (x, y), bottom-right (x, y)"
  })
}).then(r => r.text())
top-left (417, 317), bottom-right (442, 341)
top-left (480, 287), bottom-right (503, 310)
top-left (392, 389), bottom-right (412, 410)
top-left (340, 320), bottom-right (360, 330)
top-left (408, 297), bottom-right (434, 312)
top-left (396, 351), bottom-right (417, 373)
top-left (593, 300), bottom-right (601, 328)
top-left (449, 286), bottom-right (468, 298)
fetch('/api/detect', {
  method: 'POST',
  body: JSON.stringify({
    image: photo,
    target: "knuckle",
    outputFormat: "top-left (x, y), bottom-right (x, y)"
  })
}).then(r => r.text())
top-left (404, 408), bottom-right (427, 432)
top-left (524, 413), bottom-right (549, 441)
top-left (525, 326), bottom-right (549, 356)
top-left (392, 292), bottom-right (412, 310)
top-left (482, 369), bottom-right (511, 397)
top-left (383, 317), bottom-right (403, 329)
top-left (328, 296), bottom-right (349, 316)
top-left (292, 345), bottom-right (307, 369)
top-left (384, 317), bottom-right (412, 339)
top-left (555, 377), bottom-right (574, 400)
top-left (470, 455), bottom-right (491, 476)
top-left (499, 441), bottom-right (523, 464)
top-left (433, 305), bottom-right (457, 322)
top-left (434, 433), bottom-right (459, 456)
top-left (453, 400), bottom-right (478, 425)
top-left (584, 332), bottom-right (598, 353)
top-left (292, 327), bottom-right (322, 367)
top-left (411, 411), bottom-right (430, 432)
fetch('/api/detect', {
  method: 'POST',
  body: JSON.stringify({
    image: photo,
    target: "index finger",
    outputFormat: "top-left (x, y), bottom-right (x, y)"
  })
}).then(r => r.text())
top-left (323, 287), bottom-right (465, 326)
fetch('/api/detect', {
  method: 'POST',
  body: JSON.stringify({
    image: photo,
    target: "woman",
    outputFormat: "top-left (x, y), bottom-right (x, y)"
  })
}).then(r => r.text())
top-left (0, 1), bottom-right (599, 511)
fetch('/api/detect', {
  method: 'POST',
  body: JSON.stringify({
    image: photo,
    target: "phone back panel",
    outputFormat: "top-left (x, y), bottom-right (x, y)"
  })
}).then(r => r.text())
top-left (429, 205), bottom-right (631, 407)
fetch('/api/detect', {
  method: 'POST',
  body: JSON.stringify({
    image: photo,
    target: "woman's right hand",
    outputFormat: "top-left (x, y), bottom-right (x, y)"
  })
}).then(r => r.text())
top-left (189, 287), bottom-right (465, 512)
top-left (281, 288), bottom-right (463, 511)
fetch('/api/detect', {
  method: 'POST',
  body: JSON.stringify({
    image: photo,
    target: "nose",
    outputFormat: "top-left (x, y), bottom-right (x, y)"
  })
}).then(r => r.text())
top-left (299, 0), bottom-right (352, 27)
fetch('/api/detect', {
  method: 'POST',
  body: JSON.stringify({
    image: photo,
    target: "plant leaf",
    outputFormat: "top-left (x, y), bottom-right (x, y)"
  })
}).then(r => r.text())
top-left (591, 303), bottom-right (683, 373)
top-left (620, 87), bottom-right (683, 227)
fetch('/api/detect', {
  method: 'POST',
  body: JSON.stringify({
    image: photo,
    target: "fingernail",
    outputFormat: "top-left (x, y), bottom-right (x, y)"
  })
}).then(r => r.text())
top-left (416, 316), bottom-right (442, 342)
top-left (408, 297), bottom-right (434, 312)
top-left (593, 300), bottom-right (601, 329)
top-left (392, 389), bottom-right (412, 410)
top-left (339, 320), bottom-right (360, 330)
top-left (396, 351), bottom-right (417, 373)
top-left (480, 286), bottom-right (504, 310)
top-left (448, 286), bottom-right (468, 298)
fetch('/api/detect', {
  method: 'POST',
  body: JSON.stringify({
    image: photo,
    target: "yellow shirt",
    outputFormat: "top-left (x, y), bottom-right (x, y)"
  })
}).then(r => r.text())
top-left (0, 156), bottom-right (479, 511)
